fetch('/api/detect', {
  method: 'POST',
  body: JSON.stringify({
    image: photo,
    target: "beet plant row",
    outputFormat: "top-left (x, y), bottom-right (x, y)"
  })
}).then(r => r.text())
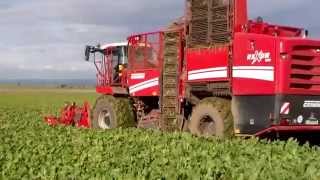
top-left (1, 107), bottom-right (320, 179)
top-left (1, 92), bottom-right (320, 179)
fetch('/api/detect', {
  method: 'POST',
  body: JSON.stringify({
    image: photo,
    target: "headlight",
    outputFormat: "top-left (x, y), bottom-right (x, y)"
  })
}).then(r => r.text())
top-left (297, 115), bottom-right (304, 124)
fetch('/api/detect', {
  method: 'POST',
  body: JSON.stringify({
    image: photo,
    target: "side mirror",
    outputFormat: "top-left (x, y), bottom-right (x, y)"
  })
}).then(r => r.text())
top-left (85, 45), bottom-right (91, 61)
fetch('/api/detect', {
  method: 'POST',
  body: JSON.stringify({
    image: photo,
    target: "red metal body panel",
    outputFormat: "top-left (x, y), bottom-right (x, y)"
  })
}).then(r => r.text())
top-left (186, 47), bottom-right (229, 82)
top-left (127, 69), bottom-right (160, 97)
top-left (96, 86), bottom-right (115, 95)
top-left (177, 31), bottom-right (185, 101)
top-left (247, 21), bottom-right (304, 38)
top-left (184, 16), bottom-right (320, 134)
top-left (234, 0), bottom-right (247, 32)
top-left (127, 31), bottom-right (164, 97)
top-left (276, 38), bottom-right (320, 95)
top-left (255, 125), bottom-right (320, 137)
top-left (232, 34), bottom-right (320, 96)
top-left (232, 33), bottom-right (277, 95)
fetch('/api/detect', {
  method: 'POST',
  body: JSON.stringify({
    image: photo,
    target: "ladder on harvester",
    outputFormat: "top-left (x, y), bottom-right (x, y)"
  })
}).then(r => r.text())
top-left (160, 31), bottom-right (181, 131)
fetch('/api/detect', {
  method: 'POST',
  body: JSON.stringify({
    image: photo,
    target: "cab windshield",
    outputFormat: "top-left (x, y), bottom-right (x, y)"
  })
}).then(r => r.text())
top-left (111, 46), bottom-right (128, 67)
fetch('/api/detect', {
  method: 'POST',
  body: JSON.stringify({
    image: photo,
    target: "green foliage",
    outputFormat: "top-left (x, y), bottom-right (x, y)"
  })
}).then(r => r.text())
top-left (1, 91), bottom-right (320, 179)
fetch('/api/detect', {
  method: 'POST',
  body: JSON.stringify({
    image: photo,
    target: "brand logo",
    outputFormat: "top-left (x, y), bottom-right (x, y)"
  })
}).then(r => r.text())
top-left (303, 101), bottom-right (320, 108)
top-left (247, 50), bottom-right (272, 64)
top-left (131, 73), bottom-right (145, 80)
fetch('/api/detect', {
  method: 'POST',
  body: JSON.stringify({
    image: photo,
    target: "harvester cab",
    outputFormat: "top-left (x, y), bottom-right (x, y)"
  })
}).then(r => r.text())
top-left (85, 42), bottom-right (129, 86)
top-left (83, 36), bottom-right (164, 97)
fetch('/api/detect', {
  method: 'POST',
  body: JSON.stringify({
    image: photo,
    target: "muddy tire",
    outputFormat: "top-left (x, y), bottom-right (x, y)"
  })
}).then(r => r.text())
top-left (91, 95), bottom-right (135, 129)
top-left (189, 97), bottom-right (234, 138)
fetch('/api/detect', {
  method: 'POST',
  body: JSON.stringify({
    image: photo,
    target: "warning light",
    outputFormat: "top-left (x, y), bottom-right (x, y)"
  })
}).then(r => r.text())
top-left (152, 91), bottom-right (158, 96)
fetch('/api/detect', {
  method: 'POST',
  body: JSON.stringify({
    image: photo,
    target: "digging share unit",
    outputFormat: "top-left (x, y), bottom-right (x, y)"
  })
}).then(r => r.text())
top-left (46, 0), bottom-right (320, 139)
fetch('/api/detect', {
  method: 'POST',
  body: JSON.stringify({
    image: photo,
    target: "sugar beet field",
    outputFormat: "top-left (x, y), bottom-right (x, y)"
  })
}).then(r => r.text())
top-left (1, 89), bottom-right (320, 179)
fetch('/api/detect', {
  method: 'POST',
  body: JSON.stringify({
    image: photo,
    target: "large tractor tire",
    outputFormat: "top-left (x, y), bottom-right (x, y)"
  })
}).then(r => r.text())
top-left (189, 97), bottom-right (234, 138)
top-left (91, 95), bottom-right (136, 129)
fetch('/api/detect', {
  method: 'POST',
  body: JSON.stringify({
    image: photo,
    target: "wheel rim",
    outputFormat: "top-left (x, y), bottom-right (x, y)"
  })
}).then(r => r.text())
top-left (98, 110), bottom-right (112, 129)
top-left (199, 115), bottom-right (216, 136)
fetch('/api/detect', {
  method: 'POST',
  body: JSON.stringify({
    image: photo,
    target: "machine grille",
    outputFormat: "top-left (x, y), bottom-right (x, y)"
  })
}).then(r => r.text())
top-left (290, 45), bottom-right (320, 91)
top-left (189, 0), bottom-right (233, 47)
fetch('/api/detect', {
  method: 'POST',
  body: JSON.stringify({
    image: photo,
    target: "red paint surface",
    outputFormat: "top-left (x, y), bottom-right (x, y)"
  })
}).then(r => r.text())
top-left (127, 69), bottom-right (160, 97)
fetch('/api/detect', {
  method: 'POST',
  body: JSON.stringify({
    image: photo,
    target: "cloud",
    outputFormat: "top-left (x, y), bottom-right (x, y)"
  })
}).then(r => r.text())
top-left (0, 0), bottom-right (319, 79)
top-left (0, 0), bottom-right (184, 79)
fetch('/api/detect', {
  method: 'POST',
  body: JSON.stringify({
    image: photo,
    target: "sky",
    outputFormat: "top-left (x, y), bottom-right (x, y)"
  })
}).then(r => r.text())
top-left (0, 0), bottom-right (319, 79)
